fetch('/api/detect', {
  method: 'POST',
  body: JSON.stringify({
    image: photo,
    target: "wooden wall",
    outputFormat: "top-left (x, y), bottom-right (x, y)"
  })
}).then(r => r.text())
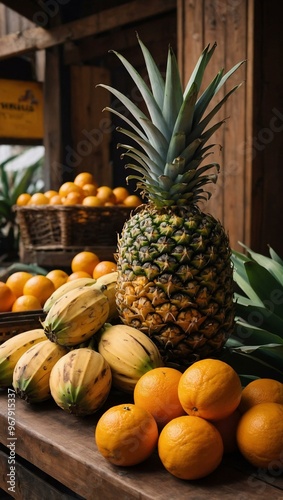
top-left (178, 0), bottom-right (283, 256)
top-left (178, 0), bottom-right (249, 253)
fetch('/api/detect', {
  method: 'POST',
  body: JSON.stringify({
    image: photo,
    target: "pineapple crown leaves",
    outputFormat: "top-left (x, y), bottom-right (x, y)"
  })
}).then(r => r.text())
top-left (97, 35), bottom-right (245, 207)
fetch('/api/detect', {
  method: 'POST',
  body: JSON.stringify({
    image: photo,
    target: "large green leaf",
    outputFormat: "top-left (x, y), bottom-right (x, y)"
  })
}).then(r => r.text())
top-left (235, 301), bottom-right (283, 338)
top-left (232, 320), bottom-right (283, 344)
top-left (232, 256), bottom-right (263, 303)
top-left (244, 260), bottom-right (283, 320)
top-left (230, 344), bottom-right (283, 374)
top-left (220, 347), bottom-right (283, 383)
top-left (240, 242), bottom-right (283, 286)
top-left (269, 245), bottom-right (283, 265)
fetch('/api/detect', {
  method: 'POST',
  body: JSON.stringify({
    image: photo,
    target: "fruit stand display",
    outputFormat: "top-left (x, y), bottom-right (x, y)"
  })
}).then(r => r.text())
top-left (1, 38), bottom-right (283, 500)
top-left (14, 176), bottom-right (141, 268)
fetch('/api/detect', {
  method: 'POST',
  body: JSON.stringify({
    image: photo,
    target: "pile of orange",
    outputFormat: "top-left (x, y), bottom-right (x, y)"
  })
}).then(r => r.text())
top-left (1, 250), bottom-right (117, 313)
top-left (16, 171), bottom-right (142, 208)
top-left (94, 360), bottom-right (283, 480)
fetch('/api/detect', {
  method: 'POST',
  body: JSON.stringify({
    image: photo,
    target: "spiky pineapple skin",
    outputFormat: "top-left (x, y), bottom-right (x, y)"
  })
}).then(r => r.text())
top-left (116, 204), bottom-right (235, 368)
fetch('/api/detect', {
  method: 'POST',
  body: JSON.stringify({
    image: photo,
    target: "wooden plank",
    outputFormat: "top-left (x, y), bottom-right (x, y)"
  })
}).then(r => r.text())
top-left (0, 447), bottom-right (79, 499)
top-left (220, 0), bottom-right (248, 251)
top-left (0, 0), bottom-right (176, 60)
top-left (244, 0), bottom-right (255, 248)
top-left (70, 66), bottom-right (112, 187)
top-left (64, 13), bottom-right (177, 66)
top-left (0, 393), bottom-right (283, 499)
top-left (43, 47), bottom-right (64, 191)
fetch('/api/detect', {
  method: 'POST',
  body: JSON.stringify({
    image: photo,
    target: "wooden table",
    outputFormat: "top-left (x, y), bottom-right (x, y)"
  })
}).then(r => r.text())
top-left (0, 390), bottom-right (282, 500)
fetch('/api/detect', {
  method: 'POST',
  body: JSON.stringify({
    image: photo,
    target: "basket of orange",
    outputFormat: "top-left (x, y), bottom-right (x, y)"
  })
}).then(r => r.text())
top-left (14, 173), bottom-right (142, 256)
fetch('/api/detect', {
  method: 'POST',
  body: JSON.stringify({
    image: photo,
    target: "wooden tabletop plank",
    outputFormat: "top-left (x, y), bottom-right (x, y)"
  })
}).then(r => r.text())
top-left (0, 390), bottom-right (282, 499)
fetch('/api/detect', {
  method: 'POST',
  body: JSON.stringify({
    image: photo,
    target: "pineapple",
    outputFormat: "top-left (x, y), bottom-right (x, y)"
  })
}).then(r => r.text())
top-left (98, 36), bottom-right (244, 367)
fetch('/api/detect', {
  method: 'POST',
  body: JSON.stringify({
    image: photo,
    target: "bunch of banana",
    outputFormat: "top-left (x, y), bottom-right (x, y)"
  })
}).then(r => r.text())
top-left (49, 348), bottom-right (112, 416)
top-left (0, 329), bottom-right (47, 388)
top-left (43, 277), bottom-right (97, 313)
top-left (98, 324), bottom-right (164, 392)
top-left (13, 339), bottom-right (68, 403)
top-left (42, 286), bottom-right (110, 346)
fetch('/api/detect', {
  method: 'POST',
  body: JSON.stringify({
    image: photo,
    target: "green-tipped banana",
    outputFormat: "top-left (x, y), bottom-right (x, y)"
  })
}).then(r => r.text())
top-left (0, 329), bottom-right (47, 388)
top-left (98, 324), bottom-right (163, 392)
top-left (91, 271), bottom-right (118, 320)
top-left (49, 348), bottom-right (112, 416)
top-left (43, 277), bottom-right (97, 313)
top-left (13, 339), bottom-right (68, 403)
top-left (42, 286), bottom-right (109, 346)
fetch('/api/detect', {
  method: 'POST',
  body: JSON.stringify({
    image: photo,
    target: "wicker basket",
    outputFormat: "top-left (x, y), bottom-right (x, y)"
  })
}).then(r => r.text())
top-left (0, 310), bottom-right (46, 344)
top-left (14, 205), bottom-right (133, 250)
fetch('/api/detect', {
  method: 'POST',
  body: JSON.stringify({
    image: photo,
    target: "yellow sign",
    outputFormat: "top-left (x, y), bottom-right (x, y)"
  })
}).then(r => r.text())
top-left (0, 79), bottom-right (43, 140)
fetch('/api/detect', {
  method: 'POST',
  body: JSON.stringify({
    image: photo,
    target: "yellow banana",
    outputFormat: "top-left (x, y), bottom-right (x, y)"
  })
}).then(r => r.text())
top-left (42, 286), bottom-right (109, 347)
top-left (98, 324), bottom-right (163, 392)
top-left (90, 271), bottom-right (118, 320)
top-left (43, 277), bottom-right (97, 313)
top-left (0, 329), bottom-right (47, 388)
top-left (49, 348), bottom-right (112, 416)
top-left (13, 339), bottom-right (68, 403)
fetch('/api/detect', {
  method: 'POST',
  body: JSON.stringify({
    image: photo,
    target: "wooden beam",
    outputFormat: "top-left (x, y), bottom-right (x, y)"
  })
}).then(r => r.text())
top-left (0, 0), bottom-right (176, 60)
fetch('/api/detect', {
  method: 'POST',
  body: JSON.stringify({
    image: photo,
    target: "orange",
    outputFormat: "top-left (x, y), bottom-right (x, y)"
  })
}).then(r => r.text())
top-left (96, 186), bottom-right (116, 205)
top-left (112, 186), bottom-right (130, 204)
top-left (82, 196), bottom-right (103, 207)
top-left (67, 271), bottom-right (92, 281)
top-left (28, 192), bottom-right (49, 205)
top-left (133, 367), bottom-right (186, 429)
top-left (58, 182), bottom-right (84, 198)
top-left (92, 261), bottom-right (117, 279)
top-left (158, 415), bottom-right (223, 480)
top-left (49, 194), bottom-right (63, 205)
top-left (23, 275), bottom-right (55, 307)
top-left (238, 378), bottom-right (283, 414)
top-left (6, 271), bottom-right (33, 298)
top-left (12, 295), bottom-right (42, 312)
top-left (0, 282), bottom-right (16, 312)
top-left (16, 193), bottom-right (31, 206)
top-left (44, 190), bottom-right (58, 201)
top-left (178, 358), bottom-right (242, 421)
top-left (123, 194), bottom-right (142, 207)
top-left (74, 172), bottom-right (95, 188)
top-left (45, 269), bottom-right (69, 290)
top-left (71, 251), bottom-right (100, 276)
top-left (82, 183), bottom-right (97, 197)
top-left (236, 402), bottom-right (283, 469)
top-left (211, 408), bottom-right (242, 454)
top-left (95, 403), bottom-right (158, 466)
top-left (63, 191), bottom-right (84, 205)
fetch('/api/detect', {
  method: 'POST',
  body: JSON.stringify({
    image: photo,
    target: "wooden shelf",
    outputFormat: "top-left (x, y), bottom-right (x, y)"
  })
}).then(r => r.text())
top-left (0, 391), bottom-right (282, 499)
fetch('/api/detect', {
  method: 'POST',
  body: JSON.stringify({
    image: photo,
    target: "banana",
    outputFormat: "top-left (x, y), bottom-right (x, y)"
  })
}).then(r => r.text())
top-left (49, 348), bottom-right (112, 416)
top-left (43, 277), bottom-right (97, 313)
top-left (12, 339), bottom-right (68, 403)
top-left (98, 324), bottom-right (163, 392)
top-left (0, 329), bottom-right (47, 388)
top-left (90, 271), bottom-right (118, 320)
top-left (42, 286), bottom-right (109, 347)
